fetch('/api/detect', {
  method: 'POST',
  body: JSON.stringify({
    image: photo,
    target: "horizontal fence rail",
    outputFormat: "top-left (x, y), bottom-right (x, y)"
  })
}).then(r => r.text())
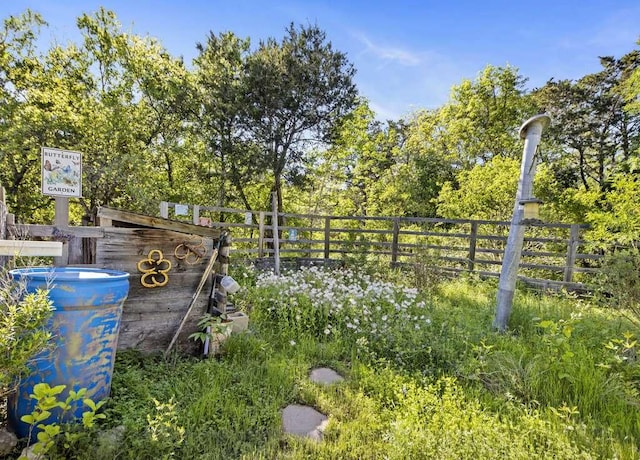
top-left (160, 202), bottom-right (602, 291)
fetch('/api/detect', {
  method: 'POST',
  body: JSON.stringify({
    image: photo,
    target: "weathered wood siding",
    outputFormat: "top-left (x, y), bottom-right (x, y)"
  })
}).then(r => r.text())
top-left (96, 227), bottom-right (215, 354)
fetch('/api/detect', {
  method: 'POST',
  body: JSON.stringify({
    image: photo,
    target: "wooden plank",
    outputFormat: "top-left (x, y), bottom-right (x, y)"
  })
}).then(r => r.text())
top-left (572, 267), bottom-right (601, 274)
top-left (118, 312), bottom-right (203, 354)
top-left (328, 227), bottom-right (393, 235)
top-left (14, 225), bottom-right (105, 238)
top-left (0, 240), bottom-right (63, 256)
top-left (54, 197), bottom-right (69, 266)
top-left (94, 227), bottom-right (218, 353)
top-left (211, 222), bottom-right (260, 229)
top-left (97, 206), bottom-right (221, 239)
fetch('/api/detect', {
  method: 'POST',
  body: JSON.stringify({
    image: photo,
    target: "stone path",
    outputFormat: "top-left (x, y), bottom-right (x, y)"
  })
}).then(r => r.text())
top-left (281, 367), bottom-right (345, 441)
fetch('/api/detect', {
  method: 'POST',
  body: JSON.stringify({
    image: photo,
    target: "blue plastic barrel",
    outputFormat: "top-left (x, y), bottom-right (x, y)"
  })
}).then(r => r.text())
top-left (7, 267), bottom-right (129, 439)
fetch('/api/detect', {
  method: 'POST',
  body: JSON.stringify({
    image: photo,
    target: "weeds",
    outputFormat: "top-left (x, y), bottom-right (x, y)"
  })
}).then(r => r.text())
top-left (5, 266), bottom-right (639, 458)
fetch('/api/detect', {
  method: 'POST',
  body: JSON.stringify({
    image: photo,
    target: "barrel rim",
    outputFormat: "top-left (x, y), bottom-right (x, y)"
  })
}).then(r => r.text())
top-left (9, 266), bottom-right (130, 281)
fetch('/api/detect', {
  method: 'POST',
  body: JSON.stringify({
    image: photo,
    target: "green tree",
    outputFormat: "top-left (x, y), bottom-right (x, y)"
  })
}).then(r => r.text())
top-left (437, 65), bottom-right (534, 167)
top-left (243, 23), bottom-right (358, 215)
top-left (193, 31), bottom-right (263, 212)
top-left (534, 51), bottom-right (640, 195)
top-left (436, 156), bottom-right (520, 220)
top-left (0, 10), bottom-right (54, 221)
top-left (398, 65), bottom-right (534, 218)
top-left (0, 8), bottom-right (191, 221)
top-left (314, 101), bottom-right (408, 216)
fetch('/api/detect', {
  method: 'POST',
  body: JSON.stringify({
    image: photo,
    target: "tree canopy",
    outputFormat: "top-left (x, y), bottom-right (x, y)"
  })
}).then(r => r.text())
top-left (1, 7), bottom-right (640, 246)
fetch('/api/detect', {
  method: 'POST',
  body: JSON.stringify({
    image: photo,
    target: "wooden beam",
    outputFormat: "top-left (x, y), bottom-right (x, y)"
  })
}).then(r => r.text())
top-left (0, 240), bottom-right (63, 257)
top-left (12, 225), bottom-right (104, 238)
top-left (97, 206), bottom-right (221, 238)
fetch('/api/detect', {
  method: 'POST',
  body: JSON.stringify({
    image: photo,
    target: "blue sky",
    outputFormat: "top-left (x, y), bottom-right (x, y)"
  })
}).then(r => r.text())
top-left (2, 1), bottom-right (639, 120)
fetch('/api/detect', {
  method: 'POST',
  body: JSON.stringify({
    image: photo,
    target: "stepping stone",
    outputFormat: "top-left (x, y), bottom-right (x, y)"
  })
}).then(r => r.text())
top-left (310, 367), bottom-right (344, 385)
top-left (282, 404), bottom-right (329, 441)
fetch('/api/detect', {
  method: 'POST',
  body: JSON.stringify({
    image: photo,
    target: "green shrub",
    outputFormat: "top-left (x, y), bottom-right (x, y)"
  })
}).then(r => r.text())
top-left (0, 272), bottom-right (53, 397)
top-left (596, 249), bottom-right (640, 322)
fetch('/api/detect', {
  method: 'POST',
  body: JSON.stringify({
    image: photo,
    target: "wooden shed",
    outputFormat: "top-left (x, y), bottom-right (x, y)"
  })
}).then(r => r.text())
top-left (95, 207), bottom-right (225, 354)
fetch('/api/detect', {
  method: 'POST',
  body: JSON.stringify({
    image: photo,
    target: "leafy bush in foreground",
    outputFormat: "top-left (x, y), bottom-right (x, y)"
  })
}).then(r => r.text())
top-left (0, 272), bottom-right (53, 397)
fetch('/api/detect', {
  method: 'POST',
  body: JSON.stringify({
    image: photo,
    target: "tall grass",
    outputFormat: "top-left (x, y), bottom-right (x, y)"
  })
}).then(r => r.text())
top-left (9, 265), bottom-right (638, 459)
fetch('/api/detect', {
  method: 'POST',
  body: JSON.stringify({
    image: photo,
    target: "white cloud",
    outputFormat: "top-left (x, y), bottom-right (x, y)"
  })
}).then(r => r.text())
top-left (352, 32), bottom-right (422, 66)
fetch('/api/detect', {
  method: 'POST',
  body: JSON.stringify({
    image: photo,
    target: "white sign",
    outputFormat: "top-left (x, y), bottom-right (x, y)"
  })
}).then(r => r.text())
top-left (174, 204), bottom-right (189, 216)
top-left (244, 212), bottom-right (253, 225)
top-left (41, 147), bottom-right (82, 197)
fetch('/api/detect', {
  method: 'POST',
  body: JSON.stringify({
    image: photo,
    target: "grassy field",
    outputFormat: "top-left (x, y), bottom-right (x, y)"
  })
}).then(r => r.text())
top-left (8, 265), bottom-right (640, 459)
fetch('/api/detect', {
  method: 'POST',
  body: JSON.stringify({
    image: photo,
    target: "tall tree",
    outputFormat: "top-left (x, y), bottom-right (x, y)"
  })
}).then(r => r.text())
top-left (243, 23), bottom-right (357, 215)
top-left (0, 8), bottom-right (191, 221)
top-left (0, 10), bottom-right (53, 220)
top-left (316, 100), bottom-right (407, 216)
top-left (437, 65), bottom-right (534, 167)
top-left (194, 31), bottom-right (263, 212)
top-left (395, 65), bottom-right (533, 218)
top-left (533, 51), bottom-right (640, 194)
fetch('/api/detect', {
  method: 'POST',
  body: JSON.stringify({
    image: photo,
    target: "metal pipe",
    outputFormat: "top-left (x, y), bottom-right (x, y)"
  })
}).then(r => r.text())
top-left (493, 114), bottom-right (551, 331)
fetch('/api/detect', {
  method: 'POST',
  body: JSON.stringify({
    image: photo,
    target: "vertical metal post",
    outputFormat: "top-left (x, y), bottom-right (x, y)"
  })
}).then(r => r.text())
top-left (493, 114), bottom-right (550, 331)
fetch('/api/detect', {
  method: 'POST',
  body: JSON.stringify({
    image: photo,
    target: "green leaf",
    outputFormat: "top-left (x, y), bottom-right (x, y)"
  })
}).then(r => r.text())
top-left (20, 414), bottom-right (36, 424)
top-left (83, 398), bottom-right (97, 411)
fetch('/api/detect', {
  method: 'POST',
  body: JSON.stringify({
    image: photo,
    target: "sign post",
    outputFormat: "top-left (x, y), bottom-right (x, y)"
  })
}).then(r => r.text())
top-left (41, 147), bottom-right (82, 265)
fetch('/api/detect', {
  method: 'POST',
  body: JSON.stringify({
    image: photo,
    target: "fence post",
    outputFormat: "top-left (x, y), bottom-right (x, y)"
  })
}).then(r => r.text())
top-left (159, 201), bottom-right (169, 218)
top-left (0, 185), bottom-right (6, 267)
top-left (192, 205), bottom-right (200, 225)
top-left (563, 224), bottom-right (580, 283)
top-left (258, 212), bottom-right (265, 258)
top-left (391, 219), bottom-right (400, 267)
top-left (272, 192), bottom-right (280, 275)
top-left (468, 221), bottom-right (478, 272)
top-left (324, 217), bottom-right (331, 259)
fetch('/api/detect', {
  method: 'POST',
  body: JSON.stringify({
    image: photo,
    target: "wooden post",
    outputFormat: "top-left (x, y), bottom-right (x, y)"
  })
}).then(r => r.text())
top-left (192, 205), bottom-right (200, 225)
top-left (54, 197), bottom-right (69, 266)
top-left (468, 221), bottom-right (478, 272)
top-left (391, 219), bottom-right (400, 267)
top-left (159, 201), bottom-right (169, 219)
top-left (324, 216), bottom-right (331, 260)
top-left (216, 234), bottom-right (231, 314)
top-left (0, 186), bottom-right (7, 267)
top-left (258, 212), bottom-right (265, 258)
top-left (272, 192), bottom-right (280, 275)
top-left (563, 224), bottom-right (580, 283)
